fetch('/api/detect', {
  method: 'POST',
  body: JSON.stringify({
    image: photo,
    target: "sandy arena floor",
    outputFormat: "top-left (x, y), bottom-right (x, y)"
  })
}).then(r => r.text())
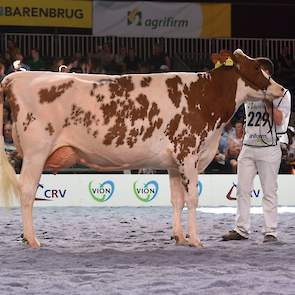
top-left (1, 207), bottom-right (295, 295)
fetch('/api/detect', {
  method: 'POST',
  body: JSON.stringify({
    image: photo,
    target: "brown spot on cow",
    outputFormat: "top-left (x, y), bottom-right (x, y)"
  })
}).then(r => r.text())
top-left (83, 111), bottom-right (92, 128)
top-left (103, 97), bottom-right (163, 146)
top-left (143, 118), bottom-right (163, 141)
top-left (127, 128), bottom-right (139, 148)
top-left (90, 82), bottom-right (107, 103)
top-left (196, 129), bottom-right (208, 153)
top-left (139, 126), bottom-right (144, 135)
top-left (63, 117), bottom-right (71, 128)
top-left (142, 103), bottom-right (163, 141)
top-left (164, 114), bottom-right (181, 142)
top-left (130, 94), bottom-right (149, 125)
top-left (102, 85), bottom-right (162, 146)
top-left (140, 77), bottom-right (152, 87)
top-left (175, 131), bottom-right (197, 162)
top-left (109, 76), bottom-right (134, 99)
top-left (71, 104), bottom-right (85, 125)
top-left (45, 123), bottom-right (55, 136)
top-left (180, 173), bottom-right (190, 192)
top-left (39, 80), bottom-right (74, 104)
top-left (96, 94), bottom-right (104, 103)
top-left (90, 83), bottom-right (98, 96)
top-left (6, 84), bottom-right (20, 123)
top-left (64, 105), bottom-right (98, 136)
top-left (166, 76), bottom-right (183, 108)
top-left (101, 101), bottom-right (118, 125)
top-left (23, 112), bottom-right (36, 131)
top-left (148, 102), bottom-right (160, 121)
top-left (103, 117), bottom-right (127, 147)
top-left (165, 69), bottom-right (237, 164)
top-left (93, 130), bottom-right (98, 138)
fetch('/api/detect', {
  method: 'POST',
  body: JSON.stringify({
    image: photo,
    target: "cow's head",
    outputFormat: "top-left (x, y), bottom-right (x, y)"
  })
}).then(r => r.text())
top-left (211, 49), bottom-right (285, 102)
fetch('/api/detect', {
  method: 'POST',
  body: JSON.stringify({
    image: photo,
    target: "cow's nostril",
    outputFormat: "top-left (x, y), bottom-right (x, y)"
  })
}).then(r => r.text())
top-left (281, 87), bottom-right (285, 92)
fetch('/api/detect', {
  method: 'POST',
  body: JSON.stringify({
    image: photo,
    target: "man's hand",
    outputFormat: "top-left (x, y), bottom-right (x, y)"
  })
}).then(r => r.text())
top-left (263, 99), bottom-right (283, 125)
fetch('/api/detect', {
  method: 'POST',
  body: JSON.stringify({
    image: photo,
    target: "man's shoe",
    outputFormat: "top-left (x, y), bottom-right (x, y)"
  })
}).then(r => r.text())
top-left (222, 230), bottom-right (248, 241)
top-left (263, 234), bottom-right (278, 243)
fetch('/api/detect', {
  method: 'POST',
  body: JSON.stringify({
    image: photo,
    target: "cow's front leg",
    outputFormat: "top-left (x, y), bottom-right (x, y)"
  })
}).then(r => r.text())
top-left (169, 170), bottom-right (187, 245)
top-left (19, 157), bottom-right (46, 248)
top-left (180, 162), bottom-right (203, 248)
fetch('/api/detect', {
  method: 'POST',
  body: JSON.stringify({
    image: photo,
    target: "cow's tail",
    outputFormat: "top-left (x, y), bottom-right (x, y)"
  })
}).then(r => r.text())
top-left (0, 81), bottom-right (20, 207)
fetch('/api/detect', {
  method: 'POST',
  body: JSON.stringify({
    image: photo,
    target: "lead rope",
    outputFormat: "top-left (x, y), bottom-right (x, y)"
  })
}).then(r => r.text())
top-left (260, 88), bottom-right (289, 146)
top-left (259, 76), bottom-right (278, 147)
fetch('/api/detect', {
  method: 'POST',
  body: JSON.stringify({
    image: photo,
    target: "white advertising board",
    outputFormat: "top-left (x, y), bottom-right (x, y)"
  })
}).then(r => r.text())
top-left (93, 2), bottom-right (230, 38)
top-left (1, 174), bottom-right (294, 207)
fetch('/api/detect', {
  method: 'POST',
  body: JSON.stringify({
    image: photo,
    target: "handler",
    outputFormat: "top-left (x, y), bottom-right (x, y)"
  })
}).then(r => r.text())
top-left (222, 58), bottom-right (291, 242)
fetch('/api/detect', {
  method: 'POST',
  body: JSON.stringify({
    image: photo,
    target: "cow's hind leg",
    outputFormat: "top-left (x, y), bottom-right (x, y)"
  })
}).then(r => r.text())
top-left (19, 155), bottom-right (47, 248)
top-left (169, 170), bottom-right (187, 245)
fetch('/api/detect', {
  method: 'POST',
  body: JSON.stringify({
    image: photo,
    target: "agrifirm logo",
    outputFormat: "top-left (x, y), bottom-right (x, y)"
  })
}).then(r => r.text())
top-left (133, 180), bottom-right (159, 203)
top-left (35, 183), bottom-right (67, 201)
top-left (127, 8), bottom-right (142, 26)
top-left (88, 180), bottom-right (115, 202)
top-left (127, 8), bottom-right (188, 30)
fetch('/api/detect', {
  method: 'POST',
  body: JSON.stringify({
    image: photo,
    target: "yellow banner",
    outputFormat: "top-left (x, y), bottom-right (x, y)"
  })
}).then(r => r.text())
top-left (0, 0), bottom-right (92, 28)
top-left (200, 4), bottom-right (231, 38)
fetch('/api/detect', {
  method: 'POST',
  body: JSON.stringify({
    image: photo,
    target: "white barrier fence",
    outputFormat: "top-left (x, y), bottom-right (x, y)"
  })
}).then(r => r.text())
top-left (3, 33), bottom-right (295, 63)
top-left (2, 174), bottom-right (295, 207)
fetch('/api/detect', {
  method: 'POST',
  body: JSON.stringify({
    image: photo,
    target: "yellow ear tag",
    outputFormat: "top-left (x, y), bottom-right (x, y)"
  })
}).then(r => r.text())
top-left (224, 57), bottom-right (234, 66)
top-left (214, 60), bottom-right (222, 69)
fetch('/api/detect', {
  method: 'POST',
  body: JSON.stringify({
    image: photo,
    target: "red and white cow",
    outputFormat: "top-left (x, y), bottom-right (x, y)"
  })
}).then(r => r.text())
top-left (0, 49), bottom-right (285, 248)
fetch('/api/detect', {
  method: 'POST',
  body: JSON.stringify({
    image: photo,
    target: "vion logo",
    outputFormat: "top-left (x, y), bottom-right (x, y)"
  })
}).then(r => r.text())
top-left (197, 180), bottom-right (203, 196)
top-left (88, 180), bottom-right (115, 202)
top-left (133, 180), bottom-right (159, 202)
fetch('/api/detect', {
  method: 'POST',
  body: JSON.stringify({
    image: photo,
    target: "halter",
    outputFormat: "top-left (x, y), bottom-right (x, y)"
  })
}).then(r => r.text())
top-left (258, 85), bottom-right (289, 147)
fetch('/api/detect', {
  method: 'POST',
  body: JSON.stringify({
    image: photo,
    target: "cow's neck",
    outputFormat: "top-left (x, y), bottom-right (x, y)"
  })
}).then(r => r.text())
top-left (210, 66), bottom-right (240, 124)
top-left (182, 67), bottom-right (239, 137)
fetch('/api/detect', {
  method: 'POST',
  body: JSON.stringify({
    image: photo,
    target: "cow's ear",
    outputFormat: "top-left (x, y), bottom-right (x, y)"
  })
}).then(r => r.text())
top-left (211, 53), bottom-right (222, 68)
top-left (220, 50), bottom-right (235, 66)
top-left (211, 53), bottom-right (220, 64)
top-left (232, 49), bottom-right (245, 64)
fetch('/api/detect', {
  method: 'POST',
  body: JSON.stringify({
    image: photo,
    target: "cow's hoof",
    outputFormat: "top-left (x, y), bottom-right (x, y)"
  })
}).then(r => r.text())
top-left (22, 236), bottom-right (41, 248)
top-left (29, 239), bottom-right (41, 248)
top-left (174, 235), bottom-right (189, 246)
top-left (188, 240), bottom-right (204, 248)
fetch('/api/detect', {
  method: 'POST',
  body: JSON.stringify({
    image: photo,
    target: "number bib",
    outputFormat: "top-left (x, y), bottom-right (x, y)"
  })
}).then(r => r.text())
top-left (243, 101), bottom-right (277, 147)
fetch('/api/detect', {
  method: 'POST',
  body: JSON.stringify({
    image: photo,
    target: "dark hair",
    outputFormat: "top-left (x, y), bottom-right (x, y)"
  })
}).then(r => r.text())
top-left (255, 57), bottom-right (274, 76)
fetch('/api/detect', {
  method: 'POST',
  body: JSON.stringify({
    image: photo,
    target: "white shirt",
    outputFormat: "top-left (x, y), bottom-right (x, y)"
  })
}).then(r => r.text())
top-left (243, 90), bottom-right (291, 147)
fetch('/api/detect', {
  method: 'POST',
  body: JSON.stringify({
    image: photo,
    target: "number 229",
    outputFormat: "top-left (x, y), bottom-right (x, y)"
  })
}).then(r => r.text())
top-left (247, 111), bottom-right (269, 127)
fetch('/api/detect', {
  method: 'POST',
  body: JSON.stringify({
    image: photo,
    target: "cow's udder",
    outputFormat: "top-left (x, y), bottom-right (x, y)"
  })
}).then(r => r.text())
top-left (45, 146), bottom-right (78, 174)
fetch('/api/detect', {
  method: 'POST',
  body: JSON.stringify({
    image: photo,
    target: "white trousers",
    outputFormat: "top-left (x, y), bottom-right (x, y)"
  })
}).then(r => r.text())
top-left (234, 145), bottom-right (282, 238)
